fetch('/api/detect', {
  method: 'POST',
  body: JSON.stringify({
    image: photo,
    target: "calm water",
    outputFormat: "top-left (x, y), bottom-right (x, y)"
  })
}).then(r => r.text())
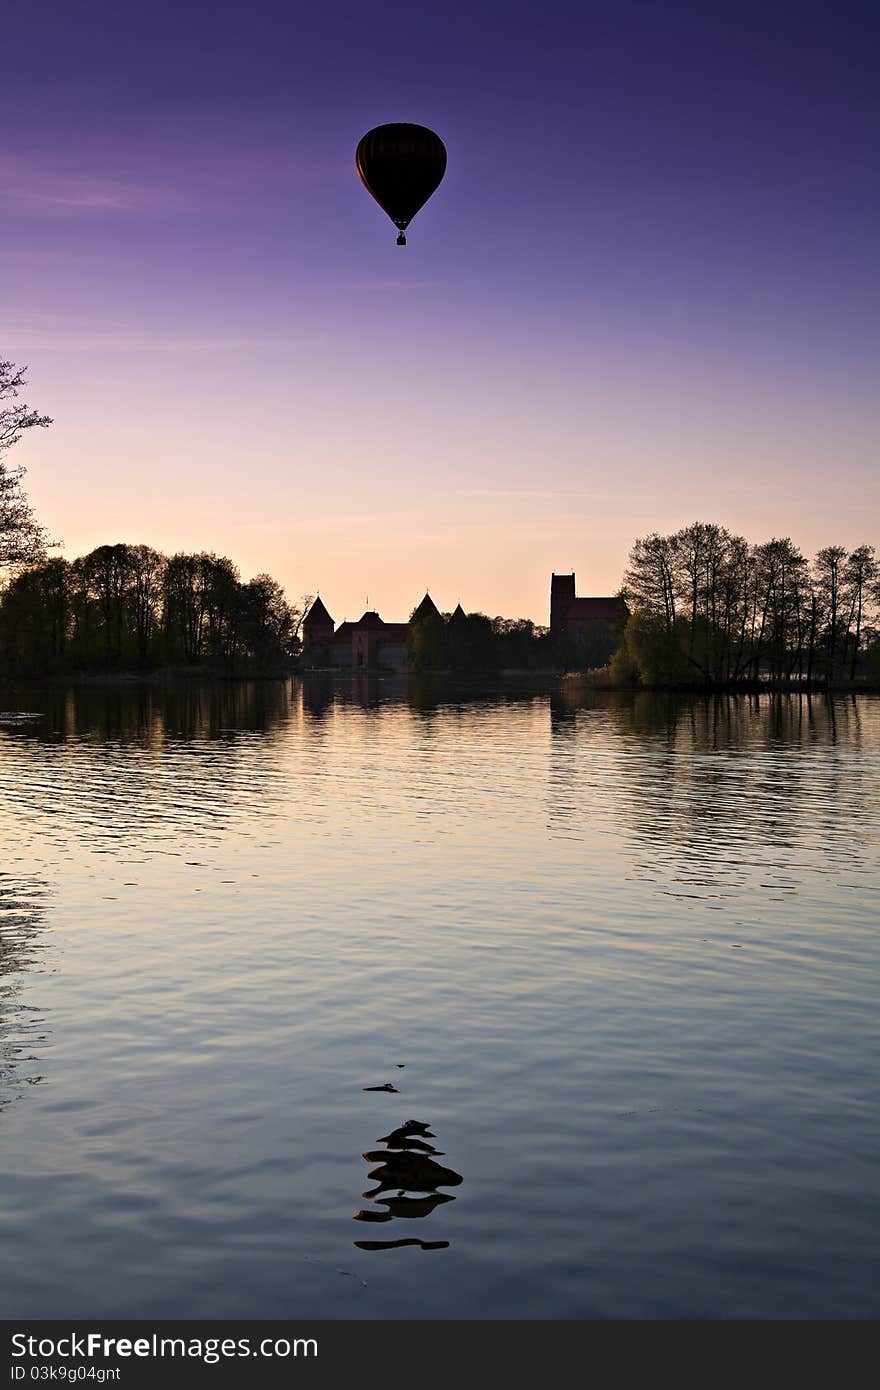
top-left (1, 678), bottom-right (878, 1319)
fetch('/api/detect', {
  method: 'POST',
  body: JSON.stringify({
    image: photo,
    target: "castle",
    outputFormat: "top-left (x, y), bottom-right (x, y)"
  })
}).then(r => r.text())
top-left (302, 591), bottom-right (441, 669)
top-left (549, 573), bottom-right (627, 642)
top-left (302, 573), bottom-right (625, 669)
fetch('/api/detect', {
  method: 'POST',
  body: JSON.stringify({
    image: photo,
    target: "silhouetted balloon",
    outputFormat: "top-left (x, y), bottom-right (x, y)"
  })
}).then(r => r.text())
top-left (355, 124), bottom-right (447, 245)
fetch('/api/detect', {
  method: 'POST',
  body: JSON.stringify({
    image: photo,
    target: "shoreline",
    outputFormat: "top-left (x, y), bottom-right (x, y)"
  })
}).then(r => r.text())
top-left (1, 666), bottom-right (878, 696)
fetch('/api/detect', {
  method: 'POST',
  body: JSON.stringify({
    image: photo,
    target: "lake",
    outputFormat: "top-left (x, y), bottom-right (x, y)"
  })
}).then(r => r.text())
top-left (1, 678), bottom-right (878, 1319)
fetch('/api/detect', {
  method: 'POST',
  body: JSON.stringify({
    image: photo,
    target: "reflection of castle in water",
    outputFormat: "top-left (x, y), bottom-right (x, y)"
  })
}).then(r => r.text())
top-left (354, 1119), bottom-right (462, 1252)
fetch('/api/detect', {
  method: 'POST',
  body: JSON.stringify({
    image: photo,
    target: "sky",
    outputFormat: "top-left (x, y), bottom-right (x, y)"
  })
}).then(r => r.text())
top-left (2, 0), bottom-right (878, 624)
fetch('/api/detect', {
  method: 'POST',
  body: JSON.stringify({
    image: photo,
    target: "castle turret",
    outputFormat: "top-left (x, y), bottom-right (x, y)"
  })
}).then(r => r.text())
top-left (412, 591), bottom-right (441, 622)
top-left (302, 595), bottom-right (335, 663)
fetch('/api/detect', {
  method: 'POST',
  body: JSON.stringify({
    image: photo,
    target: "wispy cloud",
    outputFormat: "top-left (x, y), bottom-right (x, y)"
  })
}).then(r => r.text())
top-left (3, 312), bottom-right (326, 355)
top-left (0, 127), bottom-right (336, 222)
top-left (0, 157), bottom-right (183, 218)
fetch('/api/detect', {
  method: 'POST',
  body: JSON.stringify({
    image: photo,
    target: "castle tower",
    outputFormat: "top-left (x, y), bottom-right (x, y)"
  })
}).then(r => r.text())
top-left (302, 595), bottom-right (335, 663)
top-left (550, 573), bottom-right (576, 634)
top-left (412, 592), bottom-right (441, 622)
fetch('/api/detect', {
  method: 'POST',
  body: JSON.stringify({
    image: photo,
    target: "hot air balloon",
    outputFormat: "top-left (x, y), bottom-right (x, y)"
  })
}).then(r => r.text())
top-left (355, 123), bottom-right (447, 245)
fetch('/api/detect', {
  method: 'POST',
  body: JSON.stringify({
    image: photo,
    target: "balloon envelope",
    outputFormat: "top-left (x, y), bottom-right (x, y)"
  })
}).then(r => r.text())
top-left (355, 124), bottom-right (447, 240)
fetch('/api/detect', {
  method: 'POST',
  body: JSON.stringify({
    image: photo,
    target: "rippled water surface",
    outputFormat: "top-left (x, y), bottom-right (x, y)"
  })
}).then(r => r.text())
top-left (1, 679), bottom-right (879, 1318)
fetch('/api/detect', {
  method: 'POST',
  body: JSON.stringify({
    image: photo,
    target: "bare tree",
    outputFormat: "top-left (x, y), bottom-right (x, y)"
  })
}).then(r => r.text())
top-left (0, 360), bottom-right (53, 574)
top-left (292, 594), bottom-right (314, 650)
top-left (844, 545), bottom-right (878, 681)
top-left (813, 545), bottom-right (848, 681)
top-left (623, 534), bottom-right (677, 630)
top-left (128, 544), bottom-right (166, 665)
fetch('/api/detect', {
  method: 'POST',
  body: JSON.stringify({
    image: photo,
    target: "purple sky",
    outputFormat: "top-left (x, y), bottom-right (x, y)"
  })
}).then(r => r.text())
top-left (3, 0), bottom-right (878, 622)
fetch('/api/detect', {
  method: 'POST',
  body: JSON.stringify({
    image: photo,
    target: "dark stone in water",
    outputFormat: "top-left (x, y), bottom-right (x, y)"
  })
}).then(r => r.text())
top-left (380, 1120), bottom-right (434, 1139)
top-left (371, 1128), bottom-right (441, 1154)
top-left (354, 1239), bottom-right (449, 1252)
top-left (353, 1115), bottom-right (462, 1252)
top-left (374, 1192), bottom-right (455, 1219)
top-left (365, 1151), bottom-right (463, 1195)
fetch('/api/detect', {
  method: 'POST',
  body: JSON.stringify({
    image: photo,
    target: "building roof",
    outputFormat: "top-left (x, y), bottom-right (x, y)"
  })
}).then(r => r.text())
top-left (356, 610), bottom-right (385, 631)
top-left (334, 615), bottom-right (409, 643)
top-left (412, 591), bottom-right (441, 620)
top-left (566, 596), bottom-right (627, 624)
top-left (303, 595), bottom-right (334, 627)
top-left (450, 602), bottom-right (467, 622)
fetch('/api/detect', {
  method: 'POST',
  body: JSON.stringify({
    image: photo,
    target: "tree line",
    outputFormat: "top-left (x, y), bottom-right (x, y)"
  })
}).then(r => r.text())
top-left (0, 546), bottom-right (302, 676)
top-left (406, 608), bottom-right (553, 672)
top-left (614, 523), bottom-right (878, 687)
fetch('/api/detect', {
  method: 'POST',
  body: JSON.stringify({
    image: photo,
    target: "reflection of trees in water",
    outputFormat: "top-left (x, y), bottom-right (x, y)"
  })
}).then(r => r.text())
top-left (0, 683), bottom-right (299, 858)
top-left (547, 691), bottom-right (880, 885)
top-left (4, 673), bottom-right (548, 739)
top-left (0, 874), bottom-right (47, 1114)
top-left (1, 680), bottom-right (295, 746)
top-left (552, 689), bottom-right (872, 750)
top-left (353, 1120), bottom-right (462, 1252)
